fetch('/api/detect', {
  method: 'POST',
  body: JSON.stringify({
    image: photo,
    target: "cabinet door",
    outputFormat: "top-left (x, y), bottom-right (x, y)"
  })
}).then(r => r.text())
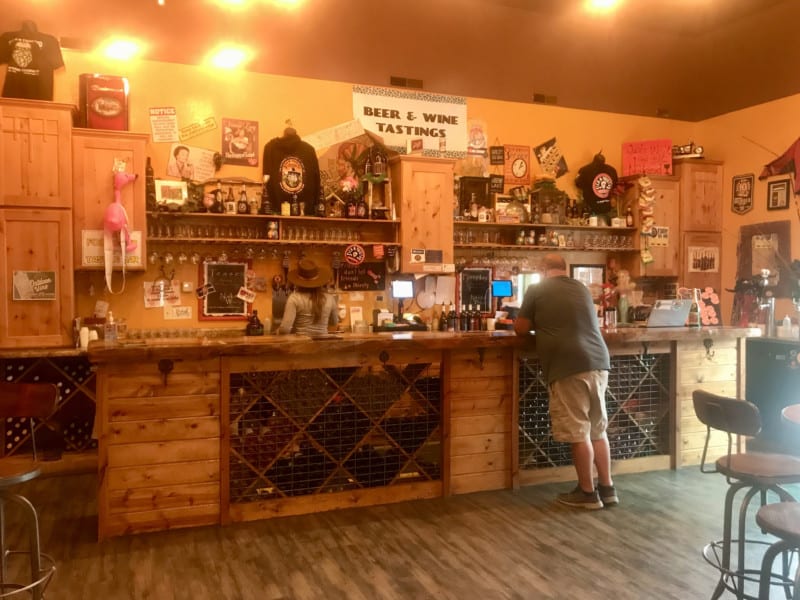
top-left (0, 99), bottom-right (73, 208)
top-left (676, 161), bottom-right (723, 232)
top-left (0, 208), bottom-right (74, 347)
top-left (72, 129), bottom-right (148, 269)
top-left (642, 176), bottom-right (681, 277)
top-left (681, 231), bottom-right (722, 293)
top-left (391, 156), bottom-right (455, 273)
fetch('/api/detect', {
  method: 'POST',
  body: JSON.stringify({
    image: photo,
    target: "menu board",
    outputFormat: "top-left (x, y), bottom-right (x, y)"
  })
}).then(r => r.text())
top-left (459, 267), bottom-right (491, 311)
top-left (339, 262), bottom-right (386, 291)
top-left (199, 261), bottom-right (248, 320)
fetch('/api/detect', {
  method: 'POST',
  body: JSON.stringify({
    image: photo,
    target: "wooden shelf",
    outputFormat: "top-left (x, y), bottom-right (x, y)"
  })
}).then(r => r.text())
top-left (454, 220), bottom-right (637, 233)
top-left (148, 212), bottom-right (398, 225)
top-left (149, 238), bottom-right (399, 246)
top-left (455, 244), bottom-right (638, 251)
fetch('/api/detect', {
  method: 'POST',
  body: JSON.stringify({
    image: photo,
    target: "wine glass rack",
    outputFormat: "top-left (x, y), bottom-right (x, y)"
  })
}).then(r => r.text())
top-left (1, 356), bottom-right (97, 459)
top-left (518, 352), bottom-right (671, 469)
top-left (228, 361), bottom-right (442, 503)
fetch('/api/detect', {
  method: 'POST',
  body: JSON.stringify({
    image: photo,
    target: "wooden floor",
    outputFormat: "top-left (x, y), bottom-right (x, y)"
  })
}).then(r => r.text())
top-left (6, 468), bottom-right (799, 599)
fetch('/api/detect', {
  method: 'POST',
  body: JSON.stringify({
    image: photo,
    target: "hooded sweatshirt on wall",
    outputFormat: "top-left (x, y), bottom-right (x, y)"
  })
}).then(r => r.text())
top-left (262, 133), bottom-right (321, 215)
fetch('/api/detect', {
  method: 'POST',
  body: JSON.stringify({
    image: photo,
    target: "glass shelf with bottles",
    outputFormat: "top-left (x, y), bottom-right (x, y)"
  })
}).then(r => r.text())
top-left (453, 221), bottom-right (638, 251)
top-left (146, 212), bottom-right (398, 246)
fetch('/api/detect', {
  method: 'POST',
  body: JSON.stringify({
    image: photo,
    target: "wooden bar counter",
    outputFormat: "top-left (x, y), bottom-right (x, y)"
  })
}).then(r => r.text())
top-left (89, 326), bottom-right (755, 539)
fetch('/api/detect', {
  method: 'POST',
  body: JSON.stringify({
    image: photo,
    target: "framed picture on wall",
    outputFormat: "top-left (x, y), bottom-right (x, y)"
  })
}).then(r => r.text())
top-left (767, 177), bottom-right (791, 211)
top-left (155, 179), bottom-right (189, 210)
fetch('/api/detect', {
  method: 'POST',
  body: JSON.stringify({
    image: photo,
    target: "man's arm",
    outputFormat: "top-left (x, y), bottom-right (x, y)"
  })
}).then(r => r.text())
top-left (514, 315), bottom-right (532, 336)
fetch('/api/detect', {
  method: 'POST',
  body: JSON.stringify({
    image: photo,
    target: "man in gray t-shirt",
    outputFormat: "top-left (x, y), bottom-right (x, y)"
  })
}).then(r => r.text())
top-left (515, 253), bottom-right (616, 510)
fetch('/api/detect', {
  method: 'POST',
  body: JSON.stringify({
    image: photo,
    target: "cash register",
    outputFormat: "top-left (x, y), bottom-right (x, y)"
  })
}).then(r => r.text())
top-left (373, 280), bottom-right (428, 332)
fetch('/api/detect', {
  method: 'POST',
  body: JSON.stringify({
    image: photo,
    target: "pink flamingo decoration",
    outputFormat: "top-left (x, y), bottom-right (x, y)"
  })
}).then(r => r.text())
top-left (103, 170), bottom-right (138, 293)
top-left (104, 171), bottom-right (138, 253)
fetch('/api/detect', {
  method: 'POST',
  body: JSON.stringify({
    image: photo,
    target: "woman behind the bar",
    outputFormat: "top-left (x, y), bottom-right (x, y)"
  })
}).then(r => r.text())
top-left (278, 259), bottom-right (339, 336)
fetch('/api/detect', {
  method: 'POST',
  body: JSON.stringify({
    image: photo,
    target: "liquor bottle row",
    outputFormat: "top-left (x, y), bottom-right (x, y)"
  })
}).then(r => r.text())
top-left (433, 303), bottom-right (488, 332)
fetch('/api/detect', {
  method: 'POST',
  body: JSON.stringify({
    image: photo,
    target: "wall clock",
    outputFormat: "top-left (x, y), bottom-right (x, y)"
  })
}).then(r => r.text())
top-left (504, 145), bottom-right (531, 185)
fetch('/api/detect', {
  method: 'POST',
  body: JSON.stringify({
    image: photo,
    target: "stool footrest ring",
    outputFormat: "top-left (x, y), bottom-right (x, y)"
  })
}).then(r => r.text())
top-left (0, 551), bottom-right (55, 599)
top-left (703, 540), bottom-right (797, 600)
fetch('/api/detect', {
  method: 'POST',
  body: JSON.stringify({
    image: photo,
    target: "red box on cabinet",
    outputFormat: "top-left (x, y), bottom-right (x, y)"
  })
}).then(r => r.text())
top-left (77, 74), bottom-right (129, 130)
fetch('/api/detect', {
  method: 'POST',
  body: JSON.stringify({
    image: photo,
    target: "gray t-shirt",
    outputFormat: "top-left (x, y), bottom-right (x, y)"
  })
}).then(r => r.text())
top-left (517, 276), bottom-right (610, 384)
top-left (278, 291), bottom-right (338, 337)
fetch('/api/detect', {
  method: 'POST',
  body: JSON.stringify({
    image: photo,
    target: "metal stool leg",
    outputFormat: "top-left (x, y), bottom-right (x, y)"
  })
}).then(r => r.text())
top-left (0, 492), bottom-right (52, 600)
top-left (758, 539), bottom-right (797, 600)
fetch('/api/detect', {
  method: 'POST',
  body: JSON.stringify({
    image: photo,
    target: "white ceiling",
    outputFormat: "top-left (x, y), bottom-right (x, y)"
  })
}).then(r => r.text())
top-left (1, 0), bottom-right (797, 121)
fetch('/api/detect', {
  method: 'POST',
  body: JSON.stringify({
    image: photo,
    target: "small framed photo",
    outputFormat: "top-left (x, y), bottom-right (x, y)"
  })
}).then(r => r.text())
top-left (767, 177), bottom-right (791, 211)
top-left (155, 179), bottom-right (189, 210)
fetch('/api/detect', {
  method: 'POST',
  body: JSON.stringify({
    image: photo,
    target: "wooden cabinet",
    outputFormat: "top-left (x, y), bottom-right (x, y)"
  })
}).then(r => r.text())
top-left (390, 156), bottom-right (455, 273)
top-left (72, 129), bottom-right (148, 270)
top-left (0, 98), bottom-right (73, 208)
top-left (675, 160), bottom-right (723, 232)
top-left (97, 357), bottom-right (221, 539)
top-left (0, 208), bottom-right (74, 347)
top-left (624, 174), bottom-right (680, 278)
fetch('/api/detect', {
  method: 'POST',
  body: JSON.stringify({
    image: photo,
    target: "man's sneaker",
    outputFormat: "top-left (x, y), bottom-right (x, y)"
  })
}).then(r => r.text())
top-left (556, 485), bottom-right (603, 510)
top-left (598, 484), bottom-right (619, 506)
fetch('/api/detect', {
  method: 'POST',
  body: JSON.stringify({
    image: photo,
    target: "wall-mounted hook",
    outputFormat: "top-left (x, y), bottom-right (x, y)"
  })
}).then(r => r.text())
top-left (477, 347), bottom-right (486, 368)
top-left (639, 342), bottom-right (649, 358)
top-left (378, 350), bottom-right (389, 365)
top-left (703, 338), bottom-right (715, 359)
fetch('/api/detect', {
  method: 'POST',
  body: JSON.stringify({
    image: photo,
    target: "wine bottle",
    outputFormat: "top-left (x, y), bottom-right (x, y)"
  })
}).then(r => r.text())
top-left (447, 303), bottom-right (457, 332)
top-left (145, 157), bottom-right (157, 211)
top-left (459, 304), bottom-right (469, 332)
top-left (290, 194), bottom-right (300, 216)
top-left (472, 304), bottom-right (483, 331)
top-left (625, 206), bottom-right (634, 227)
top-left (356, 195), bottom-right (368, 219)
top-left (237, 184), bottom-right (249, 214)
top-left (315, 189), bottom-right (327, 218)
top-left (260, 175), bottom-right (272, 215)
top-left (438, 303), bottom-right (447, 332)
top-left (225, 186), bottom-right (237, 214)
top-left (345, 194), bottom-right (357, 219)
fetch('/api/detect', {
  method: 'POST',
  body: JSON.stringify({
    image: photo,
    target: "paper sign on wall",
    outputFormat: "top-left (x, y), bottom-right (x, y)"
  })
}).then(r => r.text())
top-left (621, 139), bottom-right (673, 176)
top-left (82, 230), bottom-right (143, 268)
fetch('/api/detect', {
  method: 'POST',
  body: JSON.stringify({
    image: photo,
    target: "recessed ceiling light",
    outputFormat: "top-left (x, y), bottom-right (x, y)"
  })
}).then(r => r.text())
top-left (99, 39), bottom-right (143, 60)
top-left (208, 46), bottom-right (251, 69)
top-left (584, 0), bottom-right (621, 14)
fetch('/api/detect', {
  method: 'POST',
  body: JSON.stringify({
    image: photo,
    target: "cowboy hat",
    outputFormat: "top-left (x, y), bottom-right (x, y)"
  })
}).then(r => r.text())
top-left (287, 259), bottom-right (332, 288)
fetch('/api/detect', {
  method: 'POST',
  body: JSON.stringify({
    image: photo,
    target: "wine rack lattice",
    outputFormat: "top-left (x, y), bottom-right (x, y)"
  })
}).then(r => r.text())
top-left (1, 356), bottom-right (97, 457)
top-left (519, 353), bottom-right (671, 469)
top-left (229, 363), bottom-right (441, 503)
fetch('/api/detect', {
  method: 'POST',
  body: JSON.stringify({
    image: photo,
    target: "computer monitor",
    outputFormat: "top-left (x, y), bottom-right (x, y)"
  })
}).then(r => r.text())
top-left (491, 279), bottom-right (512, 299)
top-left (391, 280), bottom-right (414, 299)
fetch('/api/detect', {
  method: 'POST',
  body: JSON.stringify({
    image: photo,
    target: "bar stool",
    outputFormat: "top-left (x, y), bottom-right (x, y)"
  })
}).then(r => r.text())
top-left (756, 501), bottom-right (800, 599)
top-left (0, 383), bottom-right (58, 599)
top-left (693, 390), bottom-right (800, 599)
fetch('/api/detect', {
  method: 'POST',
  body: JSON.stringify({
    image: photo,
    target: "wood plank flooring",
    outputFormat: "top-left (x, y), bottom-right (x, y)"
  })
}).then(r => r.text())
top-left (7, 468), bottom-right (799, 599)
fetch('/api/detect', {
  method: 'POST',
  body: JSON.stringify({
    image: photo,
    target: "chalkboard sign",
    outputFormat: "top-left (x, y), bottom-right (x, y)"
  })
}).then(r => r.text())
top-left (489, 174), bottom-right (505, 194)
top-left (339, 261), bottom-right (386, 291)
top-left (489, 146), bottom-right (505, 165)
top-left (199, 261), bottom-right (249, 320)
top-left (459, 267), bottom-right (492, 311)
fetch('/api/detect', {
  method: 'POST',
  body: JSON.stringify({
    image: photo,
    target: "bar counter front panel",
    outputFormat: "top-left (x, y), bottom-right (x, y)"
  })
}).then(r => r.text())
top-left (87, 327), bottom-right (753, 538)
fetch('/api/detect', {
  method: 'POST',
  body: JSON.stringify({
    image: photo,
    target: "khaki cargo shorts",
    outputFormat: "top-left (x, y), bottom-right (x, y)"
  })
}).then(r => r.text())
top-left (549, 370), bottom-right (609, 443)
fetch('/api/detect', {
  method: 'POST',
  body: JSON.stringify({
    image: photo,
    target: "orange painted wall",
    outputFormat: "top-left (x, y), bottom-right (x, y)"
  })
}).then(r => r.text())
top-left (22, 49), bottom-right (792, 329)
top-left (702, 96), bottom-right (799, 321)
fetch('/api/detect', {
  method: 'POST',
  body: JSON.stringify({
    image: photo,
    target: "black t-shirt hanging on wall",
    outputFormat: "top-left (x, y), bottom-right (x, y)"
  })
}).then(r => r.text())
top-left (0, 26), bottom-right (64, 101)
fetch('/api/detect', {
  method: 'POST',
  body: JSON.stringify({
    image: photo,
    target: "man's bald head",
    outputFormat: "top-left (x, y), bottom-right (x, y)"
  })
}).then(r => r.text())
top-left (542, 253), bottom-right (567, 275)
